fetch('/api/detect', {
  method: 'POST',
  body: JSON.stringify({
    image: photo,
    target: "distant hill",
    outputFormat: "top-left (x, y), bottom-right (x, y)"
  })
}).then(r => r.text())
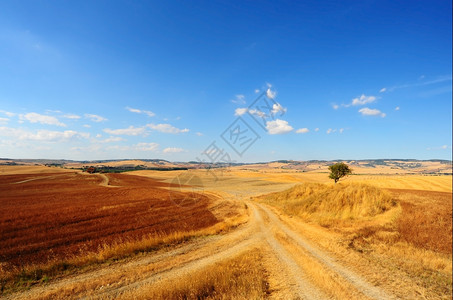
top-left (0, 158), bottom-right (451, 174)
top-left (235, 159), bottom-right (452, 175)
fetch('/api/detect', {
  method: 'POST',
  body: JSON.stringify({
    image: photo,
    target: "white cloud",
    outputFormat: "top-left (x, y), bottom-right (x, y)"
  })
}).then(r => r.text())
top-left (135, 142), bottom-right (159, 151)
top-left (102, 136), bottom-right (124, 143)
top-left (326, 128), bottom-right (344, 134)
top-left (266, 119), bottom-right (293, 135)
top-left (63, 114), bottom-right (81, 119)
top-left (326, 128), bottom-right (336, 134)
top-left (395, 106), bottom-right (400, 111)
top-left (231, 94), bottom-right (246, 104)
top-left (0, 110), bottom-right (15, 117)
top-left (126, 107), bottom-right (141, 113)
top-left (85, 114), bottom-right (107, 122)
top-left (442, 145), bottom-right (448, 149)
top-left (314, 128), bottom-right (319, 132)
top-left (0, 127), bottom-right (89, 141)
top-left (106, 145), bottom-right (130, 151)
top-left (248, 109), bottom-right (266, 118)
top-left (103, 126), bottom-right (146, 136)
top-left (196, 132), bottom-right (203, 136)
top-left (45, 109), bottom-right (62, 114)
top-left (351, 94), bottom-right (377, 106)
top-left (125, 107), bottom-right (155, 117)
top-left (254, 89), bottom-right (260, 93)
top-left (379, 88), bottom-right (387, 93)
top-left (20, 112), bottom-right (66, 127)
top-left (271, 103), bottom-right (287, 115)
top-left (147, 123), bottom-right (189, 134)
top-left (296, 128), bottom-right (309, 134)
top-left (70, 144), bottom-right (102, 153)
top-left (83, 124), bottom-right (91, 128)
top-left (143, 110), bottom-right (155, 117)
top-left (266, 88), bottom-right (277, 99)
top-left (235, 107), bottom-right (248, 116)
top-left (358, 107), bottom-right (386, 117)
top-left (0, 117), bottom-right (9, 124)
top-left (163, 147), bottom-right (185, 153)
top-left (332, 104), bottom-right (339, 110)
top-left (96, 134), bottom-right (102, 138)
top-left (107, 142), bottom-right (159, 152)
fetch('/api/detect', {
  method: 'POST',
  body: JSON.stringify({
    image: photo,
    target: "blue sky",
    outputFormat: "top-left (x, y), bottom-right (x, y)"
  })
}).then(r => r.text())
top-left (0, 1), bottom-right (451, 162)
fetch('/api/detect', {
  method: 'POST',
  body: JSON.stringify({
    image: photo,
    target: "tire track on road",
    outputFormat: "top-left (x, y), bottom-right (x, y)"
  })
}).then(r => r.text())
top-left (256, 203), bottom-right (396, 300)
top-left (6, 199), bottom-right (397, 299)
top-left (252, 202), bottom-right (327, 299)
top-left (100, 203), bottom-right (327, 300)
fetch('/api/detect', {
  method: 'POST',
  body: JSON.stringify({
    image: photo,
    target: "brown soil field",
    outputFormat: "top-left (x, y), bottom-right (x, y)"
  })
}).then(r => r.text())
top-left (389, 188), bottom-right (452, 254)
top-left (0, 171), bottom-right (218, 270)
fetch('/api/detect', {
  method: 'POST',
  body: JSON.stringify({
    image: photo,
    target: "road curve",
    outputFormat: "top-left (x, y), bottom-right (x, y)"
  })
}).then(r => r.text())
top-left (7, 201), bottom-right (396, 299)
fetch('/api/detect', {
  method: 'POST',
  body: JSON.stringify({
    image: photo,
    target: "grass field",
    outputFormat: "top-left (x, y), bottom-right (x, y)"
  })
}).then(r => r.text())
top-left (134, 168), bottom-right (452, 294)
top-left (1, 165), bottom-right (451, 298)
top-left (0, 172), bottom-right (217, 266)
top-left (0, 168), bottom-right (249, 292)
top-left (258, 182), bottom-right (398, 226)
top-left (254, 174), bottom-right (452, 297)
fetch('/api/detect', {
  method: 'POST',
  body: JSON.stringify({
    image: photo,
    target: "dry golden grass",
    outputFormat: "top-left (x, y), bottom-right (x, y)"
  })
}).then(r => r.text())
top-left (392, 189), bottom-right (452, 254)
top-left (131, 169), bottom-right (452, 198)
top-left (275, 232), bottom-right (368, 300)
top-left (258, 180), bottom-right (452, 297)
top-left (258, 182), bottom-right (398, 227)
top-left (117, 249), bottom-right (269, 300)
top-left (350, 174), bottom-right (452, 192)
top-left (0, 213), bottom-right (248, 293)
top-left (131, 169), bottom-right (297, 199)
top-left (0, 165), bottom-right (71, 175)
top-left (229, 169), bottom-right (453, 192)
top-left (338, 188), bottom-right (452, 298)
top-left (369, 240), bottom-right (452, 298)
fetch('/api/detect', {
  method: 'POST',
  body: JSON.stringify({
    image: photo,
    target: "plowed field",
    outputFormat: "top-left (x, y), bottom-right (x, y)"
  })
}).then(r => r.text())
top-left (0, 172), bottom-right (217, 270)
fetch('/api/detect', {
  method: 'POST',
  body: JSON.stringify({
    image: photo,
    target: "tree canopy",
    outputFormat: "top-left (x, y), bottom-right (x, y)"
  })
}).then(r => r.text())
top-left (328, 162), bottom-right (352, 183)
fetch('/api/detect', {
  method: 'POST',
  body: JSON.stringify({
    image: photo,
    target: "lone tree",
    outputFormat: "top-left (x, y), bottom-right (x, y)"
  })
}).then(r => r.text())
top-left (328, 162), bottom-right (352, 183)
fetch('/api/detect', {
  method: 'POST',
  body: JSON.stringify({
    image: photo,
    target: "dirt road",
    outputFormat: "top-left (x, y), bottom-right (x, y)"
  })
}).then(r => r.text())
top-left (7, 199), bottom-right (396, 299)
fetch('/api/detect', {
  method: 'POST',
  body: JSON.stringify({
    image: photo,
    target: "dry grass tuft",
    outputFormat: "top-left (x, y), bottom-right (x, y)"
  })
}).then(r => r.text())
top-left (259, 182), bottom-right (397, 226)
top-left (118, 249), bottom-right (269, 299)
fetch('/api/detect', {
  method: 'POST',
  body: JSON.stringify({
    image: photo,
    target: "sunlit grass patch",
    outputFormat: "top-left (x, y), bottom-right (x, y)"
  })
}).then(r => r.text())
top-left (118, 249), bottom-right (269, 299)
top-left (259, 182), bottom-right (397, 226)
